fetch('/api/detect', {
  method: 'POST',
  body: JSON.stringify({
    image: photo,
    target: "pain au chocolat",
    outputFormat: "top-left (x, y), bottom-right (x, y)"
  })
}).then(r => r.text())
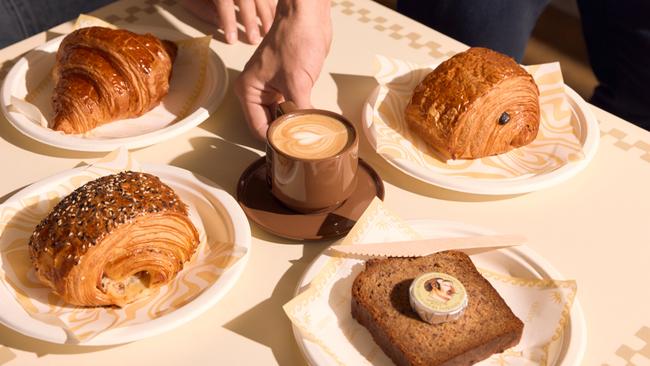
top-left (405, 47), bottom-right (540, 160)
top-left (28, 172), bottom-right (199, 307)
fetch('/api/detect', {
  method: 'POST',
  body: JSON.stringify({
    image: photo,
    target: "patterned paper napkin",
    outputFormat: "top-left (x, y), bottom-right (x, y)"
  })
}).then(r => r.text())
top-left (9, 14), bottom-right (211, 138)
top-left (0, 148), bottom-right (246, 343)
top-left (284, 198), bottom-right (577, 365)
top-left (367, 55), bottom-right (585, 180)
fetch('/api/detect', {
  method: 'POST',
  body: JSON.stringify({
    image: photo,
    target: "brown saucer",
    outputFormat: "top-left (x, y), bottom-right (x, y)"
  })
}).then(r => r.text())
top-left (236, 158), bottom-right (384, 241)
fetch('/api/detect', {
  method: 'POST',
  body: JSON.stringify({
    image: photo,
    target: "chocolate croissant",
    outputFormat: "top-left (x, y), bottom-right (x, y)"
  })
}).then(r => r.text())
top-left (405, 47), bottom-right (540, 160)
top-left (51, 26), bottom-right (177, 134)
top-left (28, 172), bottom-right (199, 307)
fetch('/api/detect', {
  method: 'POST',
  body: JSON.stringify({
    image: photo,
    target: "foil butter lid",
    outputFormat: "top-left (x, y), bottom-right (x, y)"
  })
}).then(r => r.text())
top-left (409, 272), bottom-right (468, 324)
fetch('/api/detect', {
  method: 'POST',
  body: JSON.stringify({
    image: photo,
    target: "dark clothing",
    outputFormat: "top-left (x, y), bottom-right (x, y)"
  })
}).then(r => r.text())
top-left (0, 0), bottom-right (113, 48)
top-left (398, 0), bottom-right (551, 62)
top-left (577, 0), bottom-right (650, 129)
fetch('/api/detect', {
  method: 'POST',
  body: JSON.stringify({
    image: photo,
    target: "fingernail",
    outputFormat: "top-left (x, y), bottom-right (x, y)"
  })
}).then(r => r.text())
top-left (225, 31), bottom-right (237, 44)
top-left (249, 29), bottom-right (260, 44)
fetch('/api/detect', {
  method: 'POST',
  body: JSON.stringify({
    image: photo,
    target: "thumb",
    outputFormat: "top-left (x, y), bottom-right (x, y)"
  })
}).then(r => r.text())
top-left (242, 101), bottom-right (271, 141)
top-left (282, 75), bottom-right (313, 110)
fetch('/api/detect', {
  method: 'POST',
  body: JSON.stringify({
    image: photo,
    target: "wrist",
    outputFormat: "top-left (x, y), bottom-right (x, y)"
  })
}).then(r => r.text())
top-left (277, 0), bottom-right (331, 18)
top-left (274, 0), bottom-right (332, 47)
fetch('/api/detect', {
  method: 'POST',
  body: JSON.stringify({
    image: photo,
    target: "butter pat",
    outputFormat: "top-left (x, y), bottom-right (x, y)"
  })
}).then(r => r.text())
top-left (409, 272), bottom-right (468, 324)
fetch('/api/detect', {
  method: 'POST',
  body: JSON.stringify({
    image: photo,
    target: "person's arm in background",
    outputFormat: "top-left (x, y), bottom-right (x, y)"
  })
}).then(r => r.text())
top-left (234, 0), bottom-right (332, 140)
top-left (181, 0), bottom-right (277, 44)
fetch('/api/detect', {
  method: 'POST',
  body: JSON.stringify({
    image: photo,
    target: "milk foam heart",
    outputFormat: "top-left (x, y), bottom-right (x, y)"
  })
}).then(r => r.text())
top-left (270, 114), bottom-right (353, 159)
top-left (292, 131), bottom-right (326, 145)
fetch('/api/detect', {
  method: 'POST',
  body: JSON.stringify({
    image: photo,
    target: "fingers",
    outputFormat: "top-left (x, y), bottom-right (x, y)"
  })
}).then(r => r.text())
top-left (242, 102), bottom-right (271, 141)
top-left (213, 0), bottom-right (238, 44)
top-left (255, 0), bottom-right (275, 34)
top-left (237, 0), bottom-right (261, 44)
top-left (208, 0), bottom-right (277, 44)
top-left (180, 0), bottom-right (219, 25)
top-left (235, 70), bottom-right (313, 141)
top-left (235, 74), bottom-right (282, 141)
top-left (283, 74), bottom-right (313, 109)
top-left (238, 79), bottom-right (311, 141)
top-left (191, 0), bottom-right (277, 44)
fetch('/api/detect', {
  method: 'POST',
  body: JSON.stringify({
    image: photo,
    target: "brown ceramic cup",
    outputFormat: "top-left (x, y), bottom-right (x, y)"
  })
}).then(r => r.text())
top-left (266, 102), bottom-right (359, 213)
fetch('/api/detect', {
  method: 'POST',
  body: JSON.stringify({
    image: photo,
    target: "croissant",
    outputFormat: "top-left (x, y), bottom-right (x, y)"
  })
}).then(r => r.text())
top-left (51, 26), bottom-right (177, 134)
top-left (405, 47), bottom-right (540, 160)
top-left (28, 171), bottom-right (200, 307)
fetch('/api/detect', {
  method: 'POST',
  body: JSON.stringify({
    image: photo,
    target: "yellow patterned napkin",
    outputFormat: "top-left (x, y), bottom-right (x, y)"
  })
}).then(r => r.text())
top-left (368, 55), bottom-right (584, 179)
top-left (10, 14), bottom-right (210, 138)
top-left (0, 148), bottom-right (246, 343)
top-left (284, 198), bottom-right (577, 365)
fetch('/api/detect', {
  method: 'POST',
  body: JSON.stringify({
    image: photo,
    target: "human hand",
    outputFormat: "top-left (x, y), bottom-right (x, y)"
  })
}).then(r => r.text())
top-left (180, 0), bottom-right (277, 44)
top-left (234, 0), bottom-right (333, 140)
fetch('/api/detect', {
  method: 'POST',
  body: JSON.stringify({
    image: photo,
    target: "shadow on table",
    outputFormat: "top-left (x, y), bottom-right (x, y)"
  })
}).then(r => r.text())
top-left (168, 135), bottom-right (319, 244)
top-left (168, 135), bottom-right (260, 198)
top-left (223, 242), bottom-right (327, 366)
top-left (329, 72), bottom-right (522, 203)
top-left (0, 325), bottom-right (114, 358)
top-left (0, 345), bottom-right (16, 365)
top-left (151, 2), bottom-right (267, 152)
top-left (0, 160), bottom-right (91, 205)
top-left (169, 129), bottom-right (329, 365)
top-left (152, 0), bottom-right (258, 45)
top-left (195, 67), bottom-right (266, 153)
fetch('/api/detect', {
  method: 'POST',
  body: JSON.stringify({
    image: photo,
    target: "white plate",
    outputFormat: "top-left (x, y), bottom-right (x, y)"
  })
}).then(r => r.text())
top-left (292, 219), bottom-right (587, 365)
top-left (362, 85), bottom-right (600, 195)
top-left (0, 164), bottom-right (250, 345)
top-left (0, 25), bottom-right (228, 151)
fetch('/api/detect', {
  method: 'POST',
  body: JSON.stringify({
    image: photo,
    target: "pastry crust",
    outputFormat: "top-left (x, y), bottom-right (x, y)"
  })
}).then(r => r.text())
top-left (51, 26), bottom-right (177, 134)
top-left (405, 47), bottom-right (540, 160)
top-left (28, 171), bottom-right (199, 307)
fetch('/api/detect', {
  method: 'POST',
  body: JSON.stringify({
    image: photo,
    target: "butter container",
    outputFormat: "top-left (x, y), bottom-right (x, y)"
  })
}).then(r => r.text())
top-left (409, 272), bottom-right (468, 324)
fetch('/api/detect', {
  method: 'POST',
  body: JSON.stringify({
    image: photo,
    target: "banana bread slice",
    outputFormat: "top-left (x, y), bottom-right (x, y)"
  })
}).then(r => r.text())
top-left (351, 250), bottom-right (523, 366)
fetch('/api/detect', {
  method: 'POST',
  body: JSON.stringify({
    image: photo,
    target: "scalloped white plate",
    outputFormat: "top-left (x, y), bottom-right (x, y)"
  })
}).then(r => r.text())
top-left (362, 85), bottom-right (599, 195)
top-left (0, 25), bottom-right (227, 152)
top-left (292, 220), bottom-right (587, 366)
top-left (0, 164), bottom-right (250, 345)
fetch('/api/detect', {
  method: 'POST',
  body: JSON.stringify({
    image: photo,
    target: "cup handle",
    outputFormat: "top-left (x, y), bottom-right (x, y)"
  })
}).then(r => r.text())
top-left (274, 101), bottom-right (299, 119)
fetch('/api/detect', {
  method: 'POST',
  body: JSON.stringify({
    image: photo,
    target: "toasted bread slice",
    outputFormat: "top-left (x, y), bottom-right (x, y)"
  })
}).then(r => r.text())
top-left (351, 250), bottom-right (523, 366)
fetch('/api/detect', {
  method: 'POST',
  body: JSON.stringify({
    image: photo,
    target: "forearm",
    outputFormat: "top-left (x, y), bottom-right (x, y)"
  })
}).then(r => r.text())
top-left (277, 0), bottom-right (332, 19)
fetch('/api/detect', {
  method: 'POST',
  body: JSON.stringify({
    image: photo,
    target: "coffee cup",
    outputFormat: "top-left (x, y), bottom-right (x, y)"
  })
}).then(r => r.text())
top-left (266, 102), bottom-right (359, 213)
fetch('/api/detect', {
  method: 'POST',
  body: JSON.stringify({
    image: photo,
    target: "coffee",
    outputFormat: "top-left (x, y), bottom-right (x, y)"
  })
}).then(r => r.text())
top-left (269, 114), bottom-right (353, 159)
top-left (266, 104), bottom-right (359, 213)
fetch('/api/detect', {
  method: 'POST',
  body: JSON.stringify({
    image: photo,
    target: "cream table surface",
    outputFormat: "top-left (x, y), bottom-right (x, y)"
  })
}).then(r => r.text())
top-left (0, 1), bottom-right (649, 365)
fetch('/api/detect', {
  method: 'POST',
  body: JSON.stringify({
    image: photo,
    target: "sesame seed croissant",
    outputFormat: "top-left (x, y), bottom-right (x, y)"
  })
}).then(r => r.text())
top-left (51, 26), bottom-right (177, 134)
top-left (405, 47), bottom-right (540, 160)
top-left (28, 172), bottom-right (199, 307)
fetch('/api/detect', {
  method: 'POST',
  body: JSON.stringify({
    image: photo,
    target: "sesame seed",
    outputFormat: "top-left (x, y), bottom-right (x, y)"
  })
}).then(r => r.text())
top-left (29, 171), bottom-right (189, 281)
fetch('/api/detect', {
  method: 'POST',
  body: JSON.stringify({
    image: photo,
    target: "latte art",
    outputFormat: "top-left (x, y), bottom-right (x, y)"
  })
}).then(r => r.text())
top-left (270, 114), bottom-right (353, 159)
